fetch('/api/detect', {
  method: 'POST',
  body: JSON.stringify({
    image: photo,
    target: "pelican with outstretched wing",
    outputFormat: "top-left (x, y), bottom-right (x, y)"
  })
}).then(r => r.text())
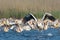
top-left (42, 13), bottom-right (60, 28)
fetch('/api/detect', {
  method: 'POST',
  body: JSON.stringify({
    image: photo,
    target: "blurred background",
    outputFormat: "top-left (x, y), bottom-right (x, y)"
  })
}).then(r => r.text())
top-left (0, 0), bottom-right (60, 19)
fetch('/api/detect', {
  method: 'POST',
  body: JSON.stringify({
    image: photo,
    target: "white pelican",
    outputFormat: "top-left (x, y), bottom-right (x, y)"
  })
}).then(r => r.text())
top-left (41, 13), bottom-right (60, 28)
top-left (22, 13), bottom-right (37, 24)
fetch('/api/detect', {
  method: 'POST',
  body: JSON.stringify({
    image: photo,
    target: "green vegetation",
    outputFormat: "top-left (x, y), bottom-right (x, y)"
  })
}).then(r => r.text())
top-left (51, 10), bottom-right (60, 19)
top-left (0, 9), bottom-right (60, 19)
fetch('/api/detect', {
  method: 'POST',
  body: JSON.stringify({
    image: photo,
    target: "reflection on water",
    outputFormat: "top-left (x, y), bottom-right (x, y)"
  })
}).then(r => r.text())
top-left (0, 28), bottom-right (60, 40)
